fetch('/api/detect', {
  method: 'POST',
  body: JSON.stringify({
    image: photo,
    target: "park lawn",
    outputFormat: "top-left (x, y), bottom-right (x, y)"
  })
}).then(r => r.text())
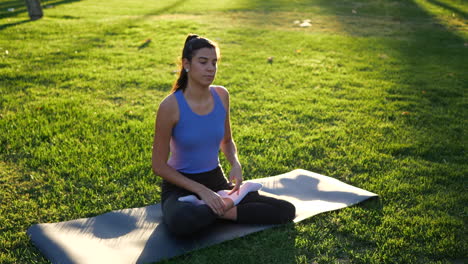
top-left (0, 0), bottom-right (467, 263)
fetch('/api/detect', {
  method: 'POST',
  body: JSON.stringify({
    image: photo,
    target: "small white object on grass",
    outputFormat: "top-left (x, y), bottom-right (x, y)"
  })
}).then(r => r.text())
top-left (299, 21), bottom-right (311, 27)
top-left (7, 8), bottom-right (15, 12)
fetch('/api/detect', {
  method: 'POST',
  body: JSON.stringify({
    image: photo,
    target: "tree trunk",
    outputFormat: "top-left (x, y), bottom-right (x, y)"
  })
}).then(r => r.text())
top-left (25, 0), bottom-right (43, 20)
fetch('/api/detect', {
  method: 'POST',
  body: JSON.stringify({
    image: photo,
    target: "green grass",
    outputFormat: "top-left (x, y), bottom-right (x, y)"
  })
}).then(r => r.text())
top-left (1, 0), bottom-right (467, 263)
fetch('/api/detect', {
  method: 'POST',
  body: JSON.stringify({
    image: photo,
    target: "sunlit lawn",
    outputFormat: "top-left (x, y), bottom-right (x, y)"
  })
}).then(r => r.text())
top-left (1, 0), bottom-right (467, 263)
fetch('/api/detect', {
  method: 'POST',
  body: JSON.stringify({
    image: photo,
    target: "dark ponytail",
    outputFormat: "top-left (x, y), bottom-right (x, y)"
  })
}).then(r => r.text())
top-left (171, 34), bottom-right (219, 93)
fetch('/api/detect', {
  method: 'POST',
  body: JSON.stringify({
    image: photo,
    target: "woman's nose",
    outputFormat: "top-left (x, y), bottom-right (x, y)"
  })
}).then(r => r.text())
top-left (207, 64), bottom-right (216, 72)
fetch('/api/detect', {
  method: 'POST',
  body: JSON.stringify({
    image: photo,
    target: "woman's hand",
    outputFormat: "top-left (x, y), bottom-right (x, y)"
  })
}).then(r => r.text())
top-left (197, 187), bottom-right (228, 216)
top-left (228, 163), bottom-right (243, 195)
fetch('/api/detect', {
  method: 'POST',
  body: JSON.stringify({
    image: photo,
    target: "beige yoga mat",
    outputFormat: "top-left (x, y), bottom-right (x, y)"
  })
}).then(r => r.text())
top-left (27, 169), bottom-right (378, 264)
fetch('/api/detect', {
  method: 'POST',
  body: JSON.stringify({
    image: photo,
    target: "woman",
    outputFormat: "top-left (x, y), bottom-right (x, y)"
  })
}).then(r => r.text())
top-left (152, 34), bottom-right (295, 237)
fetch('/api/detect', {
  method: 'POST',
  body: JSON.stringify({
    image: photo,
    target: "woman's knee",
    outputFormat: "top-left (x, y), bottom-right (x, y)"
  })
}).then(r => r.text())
top-left (278, 200), bottom-right (296, 223)
top-left (255, 195), bottom-right (296, 223)
top-left (163, 206), bottom-right (194, 235)
top-left (163, 204), bottom-right (215, 236)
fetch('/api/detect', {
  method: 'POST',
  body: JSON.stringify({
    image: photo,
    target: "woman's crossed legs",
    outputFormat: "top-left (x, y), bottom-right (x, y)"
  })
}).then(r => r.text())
top-left (162, 189), bottom-right (296, 237)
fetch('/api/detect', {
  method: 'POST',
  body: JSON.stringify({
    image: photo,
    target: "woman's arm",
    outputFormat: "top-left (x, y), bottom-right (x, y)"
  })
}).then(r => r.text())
top-left (215, 87), bottom-right (243, 194)
top-left (152, 95), bottom-right (227, 215)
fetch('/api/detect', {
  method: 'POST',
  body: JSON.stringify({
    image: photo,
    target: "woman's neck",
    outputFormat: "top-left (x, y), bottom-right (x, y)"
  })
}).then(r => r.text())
top-left (184, 81), bottom-right (211, 101)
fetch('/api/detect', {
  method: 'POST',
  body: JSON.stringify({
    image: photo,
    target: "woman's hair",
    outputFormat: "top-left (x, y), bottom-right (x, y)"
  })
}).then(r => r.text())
top-left (171, 34), bottom-right (220, 93)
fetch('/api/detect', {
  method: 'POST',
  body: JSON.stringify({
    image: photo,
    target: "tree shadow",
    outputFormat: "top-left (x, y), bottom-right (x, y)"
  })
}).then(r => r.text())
top-left (143, 0), bottom-right (186, 17)
top-left (235, 0), bottom-right (466, 166)
top-left (426, 0), bottom-right (467, 19)
top-left (0, 0), bottom-right (187, 89)
top-left (0, 18), bottom-right (29, 30)
top-left (0, 0), bottom-right (82, 20)
top-left (1, 0), bottom-right (186, 52)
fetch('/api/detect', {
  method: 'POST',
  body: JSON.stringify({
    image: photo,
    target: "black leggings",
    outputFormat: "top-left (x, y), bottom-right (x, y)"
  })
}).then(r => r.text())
top-left (161, 166), bottom-right (296, 237)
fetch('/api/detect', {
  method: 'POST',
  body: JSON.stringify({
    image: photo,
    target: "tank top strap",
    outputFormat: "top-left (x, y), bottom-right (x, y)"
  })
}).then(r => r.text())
top-left (174, 89), bottom-right (190, 117)
top-left (210, 86), bottom-right (226, 113)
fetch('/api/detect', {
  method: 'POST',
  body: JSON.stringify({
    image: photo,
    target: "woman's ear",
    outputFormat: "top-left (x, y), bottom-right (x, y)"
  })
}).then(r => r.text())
top-left (182, 58), bottom-right (190, 72)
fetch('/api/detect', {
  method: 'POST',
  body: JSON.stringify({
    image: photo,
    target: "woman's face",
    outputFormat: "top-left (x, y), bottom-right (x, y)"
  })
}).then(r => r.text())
top-left (185, 47), bottom-right (218, 87)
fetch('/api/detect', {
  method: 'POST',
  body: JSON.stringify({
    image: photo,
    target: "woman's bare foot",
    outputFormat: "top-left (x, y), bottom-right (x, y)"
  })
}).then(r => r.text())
top-left (219, 199), bottom-right (237, 221)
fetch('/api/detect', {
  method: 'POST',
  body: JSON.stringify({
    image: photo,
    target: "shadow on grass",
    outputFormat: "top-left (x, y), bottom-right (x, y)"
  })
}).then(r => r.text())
top-left (0, 0), bottom-right (188, 165)
top-left (0, 0), bottom-right (81, 19)
top-left (426, 0), bottom-right (468, 19)
top-left (143, 0), bottom-right (186, 17)
top-left (236, 0), bottom-right (466, 166)
top-left (0, 0), bottom-right (28, 14)
top-left (0, 18), bottom-right (29, 30)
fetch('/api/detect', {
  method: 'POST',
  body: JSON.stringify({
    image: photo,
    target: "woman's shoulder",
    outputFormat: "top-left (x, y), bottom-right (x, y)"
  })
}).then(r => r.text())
top-left (211, 85), bottom-right (229, 111)
top-left (159, 92), bottom-right (177, 108)
top-left (211, 85), bottom-right (229, 100)
top-left (157, 93), bottom-right (179, 120)
top-left (211, 85), bottom-right (228, 94)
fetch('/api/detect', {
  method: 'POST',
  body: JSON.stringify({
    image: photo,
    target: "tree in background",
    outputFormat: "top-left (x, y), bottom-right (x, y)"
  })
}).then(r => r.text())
top-left (25, 0), bottom-right (43, 20)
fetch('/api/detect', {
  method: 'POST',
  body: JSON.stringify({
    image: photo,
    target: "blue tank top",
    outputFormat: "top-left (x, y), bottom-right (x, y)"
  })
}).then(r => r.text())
top-left (167, 87), bottom-right (226, 173)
